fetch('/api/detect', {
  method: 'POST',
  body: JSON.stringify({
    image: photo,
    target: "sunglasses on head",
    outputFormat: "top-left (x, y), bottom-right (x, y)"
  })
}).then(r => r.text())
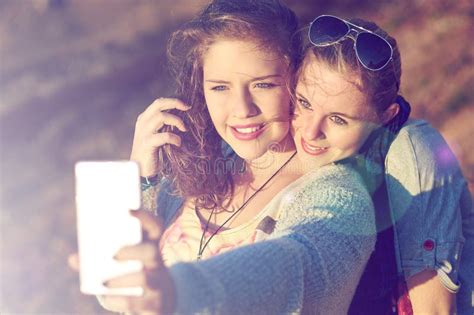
top-left (308, 15), bottom-right (393, 71)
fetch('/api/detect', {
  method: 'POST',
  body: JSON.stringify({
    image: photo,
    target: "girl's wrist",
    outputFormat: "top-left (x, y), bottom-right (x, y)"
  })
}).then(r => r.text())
top-left (140, 174), bottom-right (159, 191)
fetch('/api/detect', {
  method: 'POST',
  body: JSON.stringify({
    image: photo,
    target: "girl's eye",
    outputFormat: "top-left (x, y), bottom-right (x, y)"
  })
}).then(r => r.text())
top-left (297, 98), bottom-right (312, 111)
top-left (329, 115), bottom-right (347, 125)
top-left (254, 82), bottom-right (277, 89)
top-left (210, 85), bottom-right (228, 91)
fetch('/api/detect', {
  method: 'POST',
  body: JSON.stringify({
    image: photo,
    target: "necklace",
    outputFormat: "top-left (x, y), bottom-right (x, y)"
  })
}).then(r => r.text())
top-left (196, 151), bottom-right (297, 260)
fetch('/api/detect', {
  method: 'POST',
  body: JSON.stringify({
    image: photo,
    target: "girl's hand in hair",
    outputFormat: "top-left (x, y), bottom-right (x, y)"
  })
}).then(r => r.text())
top-left (130, 98), bottom-right (190, 177)
top-left (99, 210), bottom-right (175, 315)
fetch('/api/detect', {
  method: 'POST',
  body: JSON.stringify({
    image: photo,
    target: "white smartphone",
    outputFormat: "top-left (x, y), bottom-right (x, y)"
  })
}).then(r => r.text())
top-left (75, 161), bottom-right (143, 296)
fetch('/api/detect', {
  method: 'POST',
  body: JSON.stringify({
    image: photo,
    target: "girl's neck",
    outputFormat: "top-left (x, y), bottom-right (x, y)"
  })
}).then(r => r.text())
top-left (239, 137), bottom-right (299, 185)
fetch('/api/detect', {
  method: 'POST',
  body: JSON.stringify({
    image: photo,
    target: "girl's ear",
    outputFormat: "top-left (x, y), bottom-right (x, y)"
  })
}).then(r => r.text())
top-left (382, 102), bottom-right (400, 124)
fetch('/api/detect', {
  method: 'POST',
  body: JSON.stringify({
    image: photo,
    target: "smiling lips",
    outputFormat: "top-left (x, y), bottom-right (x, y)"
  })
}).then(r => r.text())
top-left (230, 123), bottom-right (266, 140)
top-left (301, 138), bottom-right (329, 156)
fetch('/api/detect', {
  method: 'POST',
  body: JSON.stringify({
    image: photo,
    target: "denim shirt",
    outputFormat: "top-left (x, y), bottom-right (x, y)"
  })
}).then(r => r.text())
top-left (385, 119), bottom-right (473, 313)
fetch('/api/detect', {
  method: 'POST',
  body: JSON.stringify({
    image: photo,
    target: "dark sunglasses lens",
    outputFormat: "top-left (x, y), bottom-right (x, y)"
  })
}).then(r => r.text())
top-left (309, 16), bottom-right (349, 45)
top-left (356, 32), bottom-right (392, 70)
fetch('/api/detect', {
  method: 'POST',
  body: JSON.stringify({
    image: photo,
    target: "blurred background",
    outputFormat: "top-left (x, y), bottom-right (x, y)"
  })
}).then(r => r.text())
top-left (0, 0), bottom-right (472, 313)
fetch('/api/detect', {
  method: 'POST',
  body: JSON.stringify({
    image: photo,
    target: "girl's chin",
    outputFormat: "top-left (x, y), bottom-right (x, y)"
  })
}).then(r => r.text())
top-left (232, 148), bottom-right (267, 161)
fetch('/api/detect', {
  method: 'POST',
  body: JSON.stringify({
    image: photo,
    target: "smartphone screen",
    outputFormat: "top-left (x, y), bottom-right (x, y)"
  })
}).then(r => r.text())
top-left (75, 161), bottom-right (143, 296)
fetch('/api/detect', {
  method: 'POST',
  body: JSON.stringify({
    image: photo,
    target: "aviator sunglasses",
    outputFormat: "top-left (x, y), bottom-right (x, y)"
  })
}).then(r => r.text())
top-left (308, 15), bottom-right (393, 71)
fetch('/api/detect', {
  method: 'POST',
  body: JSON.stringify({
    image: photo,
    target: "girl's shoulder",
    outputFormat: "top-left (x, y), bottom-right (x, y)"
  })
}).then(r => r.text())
top-left (389, 119), bottom-right (457, 169)
top-left (387, 118), bottom-right (465, 187)
top-left (301, 162), bottom-right (369, 195)
top-left (275, 162), bottom-right (376, 237)
top-left (284, 163), bottom-right (373, 215)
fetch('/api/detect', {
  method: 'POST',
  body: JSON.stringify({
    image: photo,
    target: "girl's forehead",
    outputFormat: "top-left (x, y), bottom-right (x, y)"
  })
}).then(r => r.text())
top-left (203, 39), bottom-right (289, 76)
top-left (299, 52), bottom-right (361, 81)
top-left (206, 38), bottom-right (284, 60)
top-left (297, 59), bottom-right (358, 95)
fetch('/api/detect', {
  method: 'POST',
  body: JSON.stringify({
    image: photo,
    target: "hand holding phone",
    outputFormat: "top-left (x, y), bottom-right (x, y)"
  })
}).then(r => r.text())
top-left (75, 161), bottom-right (143, 296)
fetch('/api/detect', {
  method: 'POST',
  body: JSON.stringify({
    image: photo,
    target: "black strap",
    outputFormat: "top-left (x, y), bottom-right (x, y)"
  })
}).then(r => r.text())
top-left (348, 181), bottom-right (399, 315)
top-left (348, 95), bottom-right (412, 314)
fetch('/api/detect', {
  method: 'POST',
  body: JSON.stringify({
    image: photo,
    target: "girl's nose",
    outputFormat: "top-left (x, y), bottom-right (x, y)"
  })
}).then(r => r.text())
top-left (231, 88), bottom-right (259, 118)
top-left (303, 111), bottom-right (325, 141)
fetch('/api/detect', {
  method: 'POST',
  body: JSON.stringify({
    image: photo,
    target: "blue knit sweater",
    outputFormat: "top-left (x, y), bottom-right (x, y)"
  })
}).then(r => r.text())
top-left (151, 163), bottom-right (376, 314)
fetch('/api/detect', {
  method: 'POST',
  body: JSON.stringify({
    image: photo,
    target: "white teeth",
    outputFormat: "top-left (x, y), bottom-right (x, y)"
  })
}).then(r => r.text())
top-left (304, 142), bottom-right (328, 151)
top-left (234, 126), bottom-right (262, 134)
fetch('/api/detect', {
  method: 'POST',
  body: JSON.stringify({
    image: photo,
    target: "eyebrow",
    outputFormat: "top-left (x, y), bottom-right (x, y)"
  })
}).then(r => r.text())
top-left (205, 74), bottom-right (283, 84)
top-left (295, 91), bottom-right (362, 120)
top-left (330, 111), bottom-right (360, 120)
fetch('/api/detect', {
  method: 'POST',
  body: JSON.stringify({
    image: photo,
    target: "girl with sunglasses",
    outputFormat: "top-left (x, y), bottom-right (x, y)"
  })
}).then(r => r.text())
top-left (77, 1), bottom-right (379, 314)
top-left (297, 15), bottom-right (473, 314)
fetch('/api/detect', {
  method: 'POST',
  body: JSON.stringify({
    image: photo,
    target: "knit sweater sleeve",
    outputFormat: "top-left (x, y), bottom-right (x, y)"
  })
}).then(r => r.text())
top-left (169, 163), bottom-right (376, 314)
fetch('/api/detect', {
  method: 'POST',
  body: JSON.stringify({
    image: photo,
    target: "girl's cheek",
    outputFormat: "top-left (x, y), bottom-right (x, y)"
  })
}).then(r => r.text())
top-left (291, 114), bottom-right (303, 129)
top-left (338, 133), bottom-right (365, 151)
top-left (291, 114), bottom-right (305, 131)
top-left (328, 132), bottom-right (353, 150)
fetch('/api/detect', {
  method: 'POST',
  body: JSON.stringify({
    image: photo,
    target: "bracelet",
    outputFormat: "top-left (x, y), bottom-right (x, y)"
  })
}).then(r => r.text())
top-left (140, 174), bottom-right (160, 191)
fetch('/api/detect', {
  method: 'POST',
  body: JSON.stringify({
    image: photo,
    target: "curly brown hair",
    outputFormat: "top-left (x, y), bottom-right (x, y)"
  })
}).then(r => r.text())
top-left (157, 0), bottom-right (302, 211)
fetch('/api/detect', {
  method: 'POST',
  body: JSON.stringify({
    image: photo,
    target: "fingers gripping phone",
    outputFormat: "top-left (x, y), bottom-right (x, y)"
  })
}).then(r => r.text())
top-left (75, 161), bottom-right (143, 296)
